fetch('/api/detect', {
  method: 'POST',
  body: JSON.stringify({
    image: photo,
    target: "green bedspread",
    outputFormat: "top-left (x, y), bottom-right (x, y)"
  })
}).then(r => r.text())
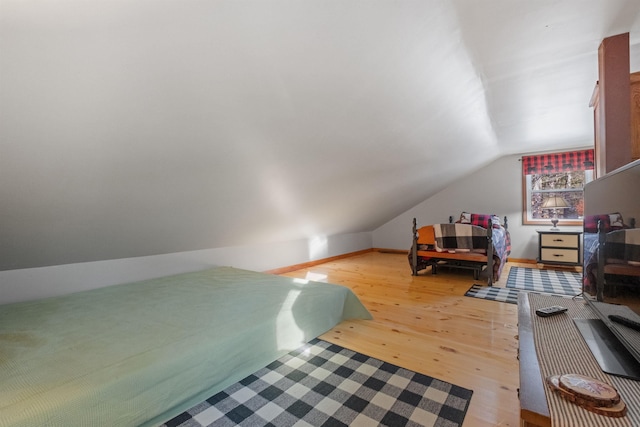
top-left (0, 267), bottom-right (371, 427)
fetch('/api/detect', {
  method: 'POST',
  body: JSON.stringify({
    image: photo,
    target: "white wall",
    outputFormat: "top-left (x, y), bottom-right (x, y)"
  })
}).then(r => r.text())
top-left (2, 153), bottom-right (592, 305)
top-left (0, 231), bottom-right (372, 305)
top-left (372, 154), bottom-right (583, 259)
top-left (0, 1), bottom-right (503, 273)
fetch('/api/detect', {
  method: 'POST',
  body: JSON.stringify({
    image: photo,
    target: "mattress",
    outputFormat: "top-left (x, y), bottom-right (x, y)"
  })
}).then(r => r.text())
top-left (0, 267), bottom-right (371, 427)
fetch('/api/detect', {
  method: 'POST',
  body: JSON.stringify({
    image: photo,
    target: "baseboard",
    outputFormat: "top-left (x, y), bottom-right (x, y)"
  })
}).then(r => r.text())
top-left (266, 253), bottom-right (576, 276)
top-left (509, 258), bottom-right (537, 265)
top-left (263, 249), bottom-right (375, 275)
top-left (372, 248), bottom-right (409, 254)
top-left (510, 258), bottom-right (583, 272)
top-left (373, 253), bottom-right (542, 263)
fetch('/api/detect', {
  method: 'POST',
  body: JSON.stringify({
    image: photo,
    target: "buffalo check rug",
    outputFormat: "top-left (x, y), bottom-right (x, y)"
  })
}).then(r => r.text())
top-left (161, 338), bottom-right (472, 427)
top-left (465, 266), bottom-right (582, 304)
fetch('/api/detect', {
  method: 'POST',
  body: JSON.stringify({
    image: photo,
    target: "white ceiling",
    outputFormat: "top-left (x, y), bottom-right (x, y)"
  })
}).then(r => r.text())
top-left (1, 0), bottom-right (640, 269)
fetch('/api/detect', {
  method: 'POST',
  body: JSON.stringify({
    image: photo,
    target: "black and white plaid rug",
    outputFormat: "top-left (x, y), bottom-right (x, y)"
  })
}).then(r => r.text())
top-left (506, 267), bottom-right (582, 295)
top-left (464, 267), bottom-right (582, 304)
top-left (162, 339), bottom-right (472, 427)
top-left (464, 284), bottom-right (520, 304)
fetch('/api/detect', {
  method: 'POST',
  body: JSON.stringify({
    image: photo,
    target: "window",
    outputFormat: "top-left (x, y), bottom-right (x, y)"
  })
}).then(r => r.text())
top-left (522, 149), bottom-right (594, 226)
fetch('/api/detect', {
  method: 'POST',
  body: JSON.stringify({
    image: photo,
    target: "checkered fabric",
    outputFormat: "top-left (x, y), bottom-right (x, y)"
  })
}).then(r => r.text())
top-left (465, 267), bottom-right (582, 304)
top-left (464, 284), bottom-right (520, 304)
top-left (161, 339), bottom-right (472, 427)
top-left (506, 267), bottom-right (582, 296)
top-left (521, 149), bottom-right (594, 174)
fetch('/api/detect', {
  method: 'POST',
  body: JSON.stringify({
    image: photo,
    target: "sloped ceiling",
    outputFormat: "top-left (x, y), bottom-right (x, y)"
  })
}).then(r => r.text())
top-left (1, 0), bottom-right (640, 270)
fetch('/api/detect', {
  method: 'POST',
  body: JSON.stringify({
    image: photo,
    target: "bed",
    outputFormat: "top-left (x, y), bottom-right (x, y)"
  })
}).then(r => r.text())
top-left (409, 212), bottom-right (511, 286)
top-left (583, 213), bottom-right (639, 300)
top-left (0, 266), bottom-right (371, 427)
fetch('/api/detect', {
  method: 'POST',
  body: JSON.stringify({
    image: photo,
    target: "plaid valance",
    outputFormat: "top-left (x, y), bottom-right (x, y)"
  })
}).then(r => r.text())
top-left (522, 149), bottom-right (594, 175)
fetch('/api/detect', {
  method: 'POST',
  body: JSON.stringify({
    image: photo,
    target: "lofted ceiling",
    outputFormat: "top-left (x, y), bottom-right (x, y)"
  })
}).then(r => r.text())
top-left (1, 0), bottom-right (640, 270)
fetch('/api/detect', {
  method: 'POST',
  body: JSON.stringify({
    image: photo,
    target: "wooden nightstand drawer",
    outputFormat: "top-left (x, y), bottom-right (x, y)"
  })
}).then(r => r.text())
top-left (537, 230), bottom-right (582, 266)
top-left (540, 248), bottom-right (579, 264)
top-left (540, 233), bottom-right (579, 248)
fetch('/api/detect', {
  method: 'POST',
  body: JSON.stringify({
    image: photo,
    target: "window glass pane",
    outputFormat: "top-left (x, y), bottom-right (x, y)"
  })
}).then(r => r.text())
top-left (524, 170), bottom-right (593, 224)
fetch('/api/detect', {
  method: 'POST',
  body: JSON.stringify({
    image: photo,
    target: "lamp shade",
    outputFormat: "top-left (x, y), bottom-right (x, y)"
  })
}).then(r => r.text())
top-left (541, 196), bottom-right (569, 209)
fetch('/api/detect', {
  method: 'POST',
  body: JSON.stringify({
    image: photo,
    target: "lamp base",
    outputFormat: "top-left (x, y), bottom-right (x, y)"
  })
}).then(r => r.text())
top-left (550, 218), bottom-right (559, 230)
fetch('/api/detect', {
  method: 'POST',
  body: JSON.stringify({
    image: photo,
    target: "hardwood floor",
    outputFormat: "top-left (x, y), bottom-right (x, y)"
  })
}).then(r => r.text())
top-left (281, 251), bottom-right (524, 427)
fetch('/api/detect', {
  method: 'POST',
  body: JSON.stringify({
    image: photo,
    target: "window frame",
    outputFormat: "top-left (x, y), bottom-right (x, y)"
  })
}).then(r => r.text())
top-left (521, 150), bottom-right (595, 227)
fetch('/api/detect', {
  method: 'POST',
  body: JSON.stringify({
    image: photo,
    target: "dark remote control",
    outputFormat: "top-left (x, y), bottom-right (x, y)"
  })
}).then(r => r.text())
top-left (608, 315), bottom-right (640, 331)
top-left (535, 306), bottom-right (568, 317)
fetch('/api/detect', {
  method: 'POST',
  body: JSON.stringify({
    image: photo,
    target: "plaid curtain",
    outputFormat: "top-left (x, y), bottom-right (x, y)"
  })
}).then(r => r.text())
top-left (522, 149), bottom-right (594, 175)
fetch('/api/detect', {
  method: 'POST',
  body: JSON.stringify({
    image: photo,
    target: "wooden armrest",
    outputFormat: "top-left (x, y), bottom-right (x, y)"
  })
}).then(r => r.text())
top-left (416, 226), bottom-right (435, 245)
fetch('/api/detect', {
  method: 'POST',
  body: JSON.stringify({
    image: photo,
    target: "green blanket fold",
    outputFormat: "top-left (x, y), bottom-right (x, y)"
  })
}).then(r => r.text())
top-left (0, 267), bottom-right (371, 427)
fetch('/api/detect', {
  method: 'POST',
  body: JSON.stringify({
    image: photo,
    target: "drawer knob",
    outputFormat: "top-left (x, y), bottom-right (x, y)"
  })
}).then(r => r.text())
top-left (553, 238), bottom-right (564, 242)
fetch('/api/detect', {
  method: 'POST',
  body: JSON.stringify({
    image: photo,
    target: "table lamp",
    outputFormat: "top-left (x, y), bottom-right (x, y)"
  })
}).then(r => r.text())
top-left (541, 196), bottom-right (569, 230)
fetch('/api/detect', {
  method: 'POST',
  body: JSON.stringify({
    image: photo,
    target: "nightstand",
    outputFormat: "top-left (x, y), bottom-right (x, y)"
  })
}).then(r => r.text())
top-left (536, 230), bottom-right (582, 266)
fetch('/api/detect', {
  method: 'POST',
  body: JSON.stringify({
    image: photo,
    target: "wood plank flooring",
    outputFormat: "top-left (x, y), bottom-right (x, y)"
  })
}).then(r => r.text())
top-left (281, 251), bottom-right (524, 427)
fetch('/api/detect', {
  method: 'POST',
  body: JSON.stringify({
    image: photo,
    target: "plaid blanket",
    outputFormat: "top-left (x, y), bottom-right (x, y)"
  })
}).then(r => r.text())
top-left (423, 223), bottom-right (511, 282)
top-left (493, 226), bottom-right (511, 263)
top-left (411, 222), bottom-right (511, 282)
top-left (606, 228), bottom-right (640, 262)
top-left (433, 224), bottom-right (488, 251)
